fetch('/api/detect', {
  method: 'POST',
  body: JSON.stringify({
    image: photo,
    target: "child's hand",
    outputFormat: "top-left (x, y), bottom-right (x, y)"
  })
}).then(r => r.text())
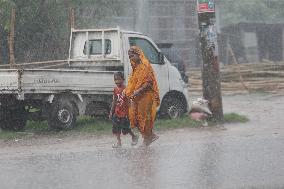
top-left (122, 89), bottom-right (126, 97)
top-left (109, 112), bottom-right (113, 120)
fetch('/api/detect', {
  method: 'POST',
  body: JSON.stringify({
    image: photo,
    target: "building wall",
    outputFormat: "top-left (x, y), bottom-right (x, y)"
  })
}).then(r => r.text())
top-left (83, 0), bottom-right (200, 67)
top-left (221, 23), bottom-right (284, 64)
top-left (283, 28), bottom-right (284, 61)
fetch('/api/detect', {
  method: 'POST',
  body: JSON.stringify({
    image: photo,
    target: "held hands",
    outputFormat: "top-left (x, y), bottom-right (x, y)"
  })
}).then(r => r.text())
top-left (122, 88), bottom-right (140, 99)
top-left (129, 91), bottom-right (138, 108)
top-left (130, 83), bottom-right (150, 99)
top-left (122, 89), bottom-right (126, 97)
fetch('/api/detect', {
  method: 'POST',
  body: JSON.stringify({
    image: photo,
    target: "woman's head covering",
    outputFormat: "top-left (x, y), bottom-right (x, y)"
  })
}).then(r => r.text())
top-left (125, 46), bottom-right (160, 105)
top-left (129, 46), bottom-right (148, 69)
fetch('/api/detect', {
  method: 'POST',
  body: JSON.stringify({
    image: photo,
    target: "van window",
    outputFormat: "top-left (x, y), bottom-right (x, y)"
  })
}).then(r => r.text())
top-left (129, 37), bottom-right (160, 64)
top-left (83, 39), bottom-right (111, 55)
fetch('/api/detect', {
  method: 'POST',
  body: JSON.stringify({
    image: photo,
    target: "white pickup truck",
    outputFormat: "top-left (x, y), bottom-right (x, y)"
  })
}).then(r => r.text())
top-left (0, 28), bottom-right (189, 130)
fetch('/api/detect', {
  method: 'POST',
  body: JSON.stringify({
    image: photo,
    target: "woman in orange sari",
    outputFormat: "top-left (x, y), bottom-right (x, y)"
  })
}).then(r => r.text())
top-left (125, 46), bottom-right (160, 146)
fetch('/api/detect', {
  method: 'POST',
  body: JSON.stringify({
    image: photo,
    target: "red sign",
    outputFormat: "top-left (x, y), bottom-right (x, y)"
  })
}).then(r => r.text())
top-left (197, 0), bottom-right (215, 13)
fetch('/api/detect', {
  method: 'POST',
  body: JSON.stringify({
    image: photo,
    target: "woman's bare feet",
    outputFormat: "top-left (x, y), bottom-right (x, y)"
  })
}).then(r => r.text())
top-left (142, 133), bottom-right (159, 146)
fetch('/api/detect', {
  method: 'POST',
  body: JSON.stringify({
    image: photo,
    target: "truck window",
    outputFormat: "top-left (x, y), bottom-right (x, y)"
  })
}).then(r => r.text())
top-left (129, 37), bottom-right (159, 64)
top-left (83, 39), bottom-right (111, 55)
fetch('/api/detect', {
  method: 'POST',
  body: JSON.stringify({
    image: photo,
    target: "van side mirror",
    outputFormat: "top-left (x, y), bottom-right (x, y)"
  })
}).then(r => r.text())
top-left (158, 52), bottom-right (165, 65)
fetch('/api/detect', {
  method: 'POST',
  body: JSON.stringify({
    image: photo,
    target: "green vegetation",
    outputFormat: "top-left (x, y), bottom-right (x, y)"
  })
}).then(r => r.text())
top-left (1, 0), bottom-right (284, 63)
top-left (0, 130), bottom-right (29, 140)
top-left (223, 113), bottom-right (249, 123)
top-left (0, 0), bottom-right (123, 63)
top-left (0, 113), bottom-right (249, 140)
top-left (155, 116), bottom-right (201, 130)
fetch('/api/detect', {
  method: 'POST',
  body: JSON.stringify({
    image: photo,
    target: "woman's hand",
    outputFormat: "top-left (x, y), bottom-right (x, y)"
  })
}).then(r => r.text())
top-left (130, 90), bottom-right (140, 99)
top-left (133, 90), bottom-right (140, 97)
top-left (131, 82), bottom-right (152, 99)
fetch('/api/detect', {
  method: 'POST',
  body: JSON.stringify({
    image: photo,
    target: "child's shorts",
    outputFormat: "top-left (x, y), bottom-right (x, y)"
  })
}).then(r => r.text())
top-left (112, 115), bottom-right (131, 135)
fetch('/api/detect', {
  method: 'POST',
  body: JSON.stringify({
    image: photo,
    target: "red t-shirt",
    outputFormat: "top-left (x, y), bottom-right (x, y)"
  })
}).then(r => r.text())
top-left (113, 86), bottom-right (128, 118)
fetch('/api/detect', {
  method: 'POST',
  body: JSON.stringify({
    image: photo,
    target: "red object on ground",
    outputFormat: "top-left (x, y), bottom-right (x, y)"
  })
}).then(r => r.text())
top-left (190, 112), bottom-right (208, 121)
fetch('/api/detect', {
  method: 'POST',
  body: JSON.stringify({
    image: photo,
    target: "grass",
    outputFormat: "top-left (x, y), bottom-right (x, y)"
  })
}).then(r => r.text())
top-left (0, 113), bottom-right (249, 140)
top-left (0, 130), bottom-right (30, 140)
top-left (155, 116), bottom-right (201, 130)
top-left (223, 113), bottom-right (249, 123)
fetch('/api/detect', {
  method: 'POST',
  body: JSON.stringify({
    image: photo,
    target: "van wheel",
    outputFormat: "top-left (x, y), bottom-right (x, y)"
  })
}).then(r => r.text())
top-left (48, 100), bottom-right (77, 130)
top-left (161, 98), bottom-right (184, 119)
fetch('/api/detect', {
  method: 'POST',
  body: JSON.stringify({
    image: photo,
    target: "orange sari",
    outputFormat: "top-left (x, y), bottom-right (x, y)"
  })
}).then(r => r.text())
top-left (125, 46), bottom-right (160, 138)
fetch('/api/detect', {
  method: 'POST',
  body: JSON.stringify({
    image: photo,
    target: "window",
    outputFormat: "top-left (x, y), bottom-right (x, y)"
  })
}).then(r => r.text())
top-left (83, 39), bottom-right (111, 55)
top-left (129, 37), bottom-right (160, 64)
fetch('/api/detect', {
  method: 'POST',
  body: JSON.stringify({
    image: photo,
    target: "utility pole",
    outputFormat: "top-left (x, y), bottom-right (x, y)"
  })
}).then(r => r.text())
top-left (0, 28), bottom-right (2, 64)
top-left (197, 0), bottom-right (223, 122)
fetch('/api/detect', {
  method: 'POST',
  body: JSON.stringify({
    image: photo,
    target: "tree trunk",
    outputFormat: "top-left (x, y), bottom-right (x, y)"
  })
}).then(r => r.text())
top-left (8, 8), bottom-right (16, 68)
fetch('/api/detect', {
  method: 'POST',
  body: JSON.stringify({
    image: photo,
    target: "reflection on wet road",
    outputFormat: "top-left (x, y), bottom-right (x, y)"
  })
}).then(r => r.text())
top-left (0, 94), bottom-right (284, 189)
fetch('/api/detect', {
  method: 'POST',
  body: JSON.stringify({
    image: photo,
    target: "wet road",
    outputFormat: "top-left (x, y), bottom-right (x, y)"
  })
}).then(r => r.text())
top-left (0, 93), bottom-right (284, 189)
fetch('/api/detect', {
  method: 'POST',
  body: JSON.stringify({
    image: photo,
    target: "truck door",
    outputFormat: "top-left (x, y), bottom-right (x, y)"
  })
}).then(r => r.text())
top-left (125, 36), bottom-right (170, 101)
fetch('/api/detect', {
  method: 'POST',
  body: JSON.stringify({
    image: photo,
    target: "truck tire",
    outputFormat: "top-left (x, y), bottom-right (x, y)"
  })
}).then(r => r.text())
top-left (160, 97), bottom-right (184, 119)
top-left (0, 106), bottom-right (27, 131)
top-left (48, 99), bottom-right (77, 130)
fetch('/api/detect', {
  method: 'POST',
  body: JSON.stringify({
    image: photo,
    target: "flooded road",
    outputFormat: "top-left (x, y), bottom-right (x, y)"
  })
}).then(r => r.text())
top-left (0, 93), bottom-right (284, 189)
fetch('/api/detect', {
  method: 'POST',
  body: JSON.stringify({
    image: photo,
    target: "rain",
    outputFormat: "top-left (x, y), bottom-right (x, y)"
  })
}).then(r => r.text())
top-left (0, 0), bottom-right (284, 188)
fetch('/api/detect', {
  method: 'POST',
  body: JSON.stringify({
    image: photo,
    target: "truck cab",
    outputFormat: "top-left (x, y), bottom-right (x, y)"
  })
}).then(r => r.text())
top-left (70, 28), bottom-right (189, 119)
top-left (122, 31), bottom-right (189, 119)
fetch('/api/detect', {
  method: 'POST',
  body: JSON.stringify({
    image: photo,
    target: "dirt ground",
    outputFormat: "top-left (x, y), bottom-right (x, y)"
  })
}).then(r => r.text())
top-left (0, 92), bottom-right (283, 150)
top-left (0, 93), bottom-right (283, 189)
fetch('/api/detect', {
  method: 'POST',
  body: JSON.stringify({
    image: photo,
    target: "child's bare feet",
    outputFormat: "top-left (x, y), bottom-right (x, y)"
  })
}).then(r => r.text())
top-left (131, 135), bottom-right (139, 146)
top-left (112, 142), bottom-right (122, 148)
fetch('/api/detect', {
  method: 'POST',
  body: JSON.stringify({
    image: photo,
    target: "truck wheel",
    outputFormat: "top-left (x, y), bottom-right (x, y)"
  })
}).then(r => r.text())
top-left (48, 100), bottom-right (77, 130)
top-left (161, 98), bottom-right (184, 119)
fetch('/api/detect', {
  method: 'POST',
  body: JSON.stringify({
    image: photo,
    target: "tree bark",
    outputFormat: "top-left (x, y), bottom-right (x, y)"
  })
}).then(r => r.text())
top-left (198, 10), bottom-right (224, 122)
top-left (8, 8), bottom-right (16, 68)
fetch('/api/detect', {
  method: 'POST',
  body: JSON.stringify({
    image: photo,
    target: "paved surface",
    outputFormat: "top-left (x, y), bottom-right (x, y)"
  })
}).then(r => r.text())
top-left (0, 93), bottom-right (284, 189)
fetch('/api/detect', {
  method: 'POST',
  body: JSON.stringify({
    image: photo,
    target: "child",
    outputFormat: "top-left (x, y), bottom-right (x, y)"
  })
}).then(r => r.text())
top-left (109, 71), bottom-right (138, 148)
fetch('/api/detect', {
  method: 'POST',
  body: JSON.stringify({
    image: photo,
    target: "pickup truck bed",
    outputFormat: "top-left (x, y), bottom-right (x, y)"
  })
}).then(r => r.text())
top-left (0, 69), bottom-right (115, 96)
